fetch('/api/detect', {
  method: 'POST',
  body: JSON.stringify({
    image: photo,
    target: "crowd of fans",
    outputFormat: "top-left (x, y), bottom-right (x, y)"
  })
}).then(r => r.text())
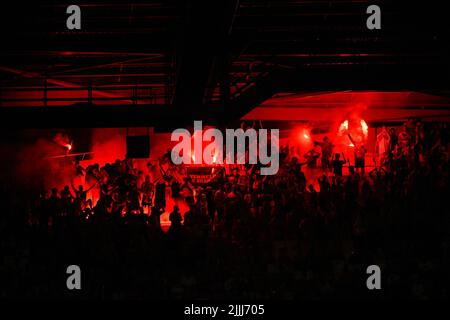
top-left (1, 120), bottom-right (449, 299)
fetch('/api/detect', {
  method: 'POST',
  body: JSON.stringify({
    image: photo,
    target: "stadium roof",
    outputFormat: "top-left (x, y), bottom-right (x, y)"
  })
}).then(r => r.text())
top-left (1, 1), bottom-right (449, 127)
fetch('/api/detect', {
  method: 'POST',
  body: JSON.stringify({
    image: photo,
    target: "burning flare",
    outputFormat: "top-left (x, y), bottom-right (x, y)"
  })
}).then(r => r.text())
top-left (360, 119), bottom-right (369, 138)
top-left (338, 120), bottom-right (349, 136)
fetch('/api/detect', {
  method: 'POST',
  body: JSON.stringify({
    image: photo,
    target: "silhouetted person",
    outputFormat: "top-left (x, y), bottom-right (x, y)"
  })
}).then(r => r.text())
top-left (318, 175), bottom-right (330, 193)
top-left (354, 144), bottom-right (367, 174)
top-left (45, 188), bottom-right (60, 227)
top-left (154, 181), bottom-right (166, 211)
top-left (150, 206), bottom-right (164, 228)
top-left (140, 175), bottom-right (154, 214)
top-left (389, 127), bottom-right (398, 152)
top-left (171, 180), bottom-right (181, 199)
top-left (183, 205), bottom-right (194, 228)
top-left (214, 187), bottom-right (226, 223)
top-left (304, 143), bottom-right (321, 168)
top-left (60, 185), bottom-right (73, 215)
top-left (316, 136), bottom-right (333, 169)
top-left (71, 181), bottom-right (96, 213)
top-left (332, 153), bottom-right (346, 176)
top-left (169, 205), bottom-right (182, 229)
top-left (307, 184), bottom-right (318, 208)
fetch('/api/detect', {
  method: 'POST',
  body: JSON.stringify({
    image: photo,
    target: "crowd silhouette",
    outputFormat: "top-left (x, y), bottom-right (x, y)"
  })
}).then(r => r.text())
top-left (1, 120), bottom-right (449, 299)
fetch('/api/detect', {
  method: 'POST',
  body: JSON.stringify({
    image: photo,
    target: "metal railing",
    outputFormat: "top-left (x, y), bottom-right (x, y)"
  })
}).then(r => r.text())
top-left (0, 78), bottom-right (172, 107)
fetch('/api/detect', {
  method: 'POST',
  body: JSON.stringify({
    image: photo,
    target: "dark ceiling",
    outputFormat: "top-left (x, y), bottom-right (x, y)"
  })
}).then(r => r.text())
top-left (1, 0), bottom-right (449, 128)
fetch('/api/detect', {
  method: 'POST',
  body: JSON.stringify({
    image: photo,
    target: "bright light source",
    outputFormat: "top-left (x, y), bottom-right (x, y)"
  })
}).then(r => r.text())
top-left (298, 128), bottom-right (311, 142)
top-left (360, 119), bottom-right (369, 137)
top-left (338, 120), bottom-right (349, 136)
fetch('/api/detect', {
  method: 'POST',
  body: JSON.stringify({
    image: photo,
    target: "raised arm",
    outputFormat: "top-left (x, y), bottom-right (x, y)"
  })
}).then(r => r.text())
top-left (347, 133), bottom-right (356, 146)
top-left (70, 180), bottom-right (77, 193)
top-left (86, 181), bottom-right (98, 192)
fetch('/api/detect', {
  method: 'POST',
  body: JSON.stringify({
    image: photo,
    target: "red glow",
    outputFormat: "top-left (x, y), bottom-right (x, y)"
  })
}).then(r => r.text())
top-left (297, 127), bottom-right (311, 142)
top-left (360, 119), bottom-right (369, 138)
top-left (242, 91), bottom-right (450, 122)
top-left (338, 120), bottom-right (349, 136)
top-left (191, 149), bottom-right (218, 164)
top-left (337, 116), bottom-right (368, 142)
top-left (188, 127), bottom-right (222, 165)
